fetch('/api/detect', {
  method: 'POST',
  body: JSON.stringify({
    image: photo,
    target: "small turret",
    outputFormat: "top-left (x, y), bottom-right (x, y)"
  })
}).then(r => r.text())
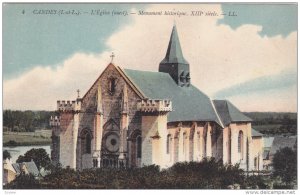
top-left (50, 115), bottom-right (60, 127)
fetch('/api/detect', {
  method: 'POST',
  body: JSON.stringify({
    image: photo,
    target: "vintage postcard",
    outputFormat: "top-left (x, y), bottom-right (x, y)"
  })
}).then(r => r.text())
top-left (2, 2), bottom-right (297, 193)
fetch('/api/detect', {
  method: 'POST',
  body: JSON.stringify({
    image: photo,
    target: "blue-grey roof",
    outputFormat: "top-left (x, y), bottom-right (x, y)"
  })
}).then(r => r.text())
top-left (12, 163), bottom-right (21, 175)
top-left (124, 69), bottom-right (222, 125)
top-left (12, 161), bottom-right (39, 176)
top-left (160, 25), bottom-right (189, 65)
top-left (263, 137), bottom-right (274, 148)
top-left (252, 128), bottom-right (263, 137)
top-left (212, 100), bottom-right (252, 126)
top-left (25, 161), bottom-right (39, 176)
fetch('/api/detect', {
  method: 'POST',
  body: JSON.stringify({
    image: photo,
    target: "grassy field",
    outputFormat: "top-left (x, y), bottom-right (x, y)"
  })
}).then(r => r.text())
top-left (3, 130), bottom-right (52, 146)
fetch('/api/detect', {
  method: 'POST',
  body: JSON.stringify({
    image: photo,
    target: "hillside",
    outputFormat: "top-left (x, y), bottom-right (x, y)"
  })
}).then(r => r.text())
top-left (243, 112), bottom-right (297, 135)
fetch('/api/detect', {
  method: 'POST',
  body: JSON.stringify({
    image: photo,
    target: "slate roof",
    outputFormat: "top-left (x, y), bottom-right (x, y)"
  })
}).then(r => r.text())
top-left (12, 161), bottom-right (39, 176)
top-left (263, 137), bottom-right (275, 148)
top-left (123, 69), bottom-right (222, 125)
top-left (160, 25), bottom-right (189, 65)
top-left (252, 128), bottom-right (263, 137)
top-left (269, 136), bottom-right (297, 157)
top-left (25, 161), bottom-right (40, 176)
top-left (12, 163), bottom-right (21, 174)
top-left (212, 100), bottom-right (252, 126)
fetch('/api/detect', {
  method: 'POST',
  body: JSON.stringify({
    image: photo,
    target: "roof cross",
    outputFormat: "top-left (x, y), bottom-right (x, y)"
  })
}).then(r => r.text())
top-left (77, 89), bottom-right (80, 98)
top-left (110, 52), bottom-right (115, 63)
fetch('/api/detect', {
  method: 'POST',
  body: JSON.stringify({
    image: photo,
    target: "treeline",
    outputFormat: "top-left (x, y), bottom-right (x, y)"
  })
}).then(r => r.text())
top-left (3, 110), bottom-right (55, 132)
top-left (243, 112), bottom-right (297, 125)
top-left (3, 110), bottom-right (297, 135)
top-left (243, 112), bottom-right (297, 135)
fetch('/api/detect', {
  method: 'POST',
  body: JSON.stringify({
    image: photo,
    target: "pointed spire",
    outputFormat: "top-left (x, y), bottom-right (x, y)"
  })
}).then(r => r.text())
top-left (159, 24), bottom-right (190, 86)
top-left (97, 84), bottom-right (103, 113)
top-left (121, 85), bottom-right (128, 113)
top-left (161, 24), bottom-right (188, 65)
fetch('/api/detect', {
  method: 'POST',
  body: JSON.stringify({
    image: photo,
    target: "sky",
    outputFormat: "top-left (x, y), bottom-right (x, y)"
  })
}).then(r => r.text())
top-left (3, 3), bottom-right (297, 112)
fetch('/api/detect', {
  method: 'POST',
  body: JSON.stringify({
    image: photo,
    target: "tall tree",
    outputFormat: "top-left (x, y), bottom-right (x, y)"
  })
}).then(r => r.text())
top-left (3, 150), bottom-right (12, 160)
top-left (16, 148), bottom-right (51, 171)
top-left (272, 147), bottom-right (297, 186)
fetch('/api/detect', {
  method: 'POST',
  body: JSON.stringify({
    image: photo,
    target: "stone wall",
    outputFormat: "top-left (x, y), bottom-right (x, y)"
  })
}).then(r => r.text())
top-left (3, 170), bottom-right (16, 185)
top-left (222, 127), bottom-right (230, 164)
top-left (229, 122), bottom-right (253, 170)
top-left (252, 137), bottom-right (264, 171)
top-left (140, 115), bottom-right (158, 166)
top-left (59, 112), bottom-right (76, 168)
top-left (152, 122), bottom-right (225, 168)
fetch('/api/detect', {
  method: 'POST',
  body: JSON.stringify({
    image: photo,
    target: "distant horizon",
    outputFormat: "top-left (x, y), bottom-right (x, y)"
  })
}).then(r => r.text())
top-left (2, 108), bottom-right (297, 113)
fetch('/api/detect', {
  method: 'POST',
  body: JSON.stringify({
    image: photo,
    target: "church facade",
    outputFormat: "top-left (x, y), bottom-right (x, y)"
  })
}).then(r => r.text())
top-left (50, 25), bottom-right (264, 171)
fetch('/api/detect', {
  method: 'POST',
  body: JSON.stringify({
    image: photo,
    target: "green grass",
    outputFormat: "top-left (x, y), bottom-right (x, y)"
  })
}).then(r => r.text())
top-left (3, 131), bottom-right (51, 146)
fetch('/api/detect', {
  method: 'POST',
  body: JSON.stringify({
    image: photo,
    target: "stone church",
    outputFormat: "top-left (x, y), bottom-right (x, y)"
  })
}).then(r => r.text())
top-left (50, 25), bottom-right (264, 171)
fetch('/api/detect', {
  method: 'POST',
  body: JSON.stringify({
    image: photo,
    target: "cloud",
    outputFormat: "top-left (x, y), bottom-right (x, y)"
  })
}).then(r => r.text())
top-left (214, 69), bottom-right (297, 98)
top-left (225, 85), bottom-right (297, 112)
top-left (4, 52), bottom-right (110, 110)
top-left (218, 4), bottom-right (297, 37)
top-left (3, 4), bottom-right (297, 112)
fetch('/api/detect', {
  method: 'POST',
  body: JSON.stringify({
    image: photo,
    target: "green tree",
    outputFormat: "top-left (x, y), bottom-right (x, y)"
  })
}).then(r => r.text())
top-left (16, 148), bottom-right (51, 171)
top-left (3, 150), bottom-right (12, 160)
top-left (272, 147), bottom-right (297, 186)
top-left (3, 110), bottom-right (55, 132)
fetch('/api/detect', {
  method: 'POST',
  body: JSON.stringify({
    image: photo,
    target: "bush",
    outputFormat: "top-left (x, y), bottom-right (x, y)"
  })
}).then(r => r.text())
top-left (272, 147), bottom-right (297, 187)
top-left (5, 140), bottom-right (18, 147)
top-left (4, 174), bottom-right (40, 189)
top-left (3, 150), bottom-right (12, 160)
top-left (244, 175), bottom-right (268, 189)
top-left (42, 158), bottom-right (244, 189)
top-left (7, 158), bottom-right (265, 189)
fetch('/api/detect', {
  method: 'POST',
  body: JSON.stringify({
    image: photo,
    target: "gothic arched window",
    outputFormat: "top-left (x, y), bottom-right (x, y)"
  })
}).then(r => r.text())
top-left (186, 72), bottom-right (190, 83)
top-left (180, 71), bottom-right (186, 83)
top-left (238, 131), bottom-right (243, 159)
top-left (183, 133), bottom-right (187, 154)
top-left (254, 157), bottom-right (257, 169)
top-left (167, 134), bottom-right (171, 154)
top-left (85, 133), bottom-right (92, 154)
top-left (137, 136), bottom-right (142, 158)
top-left (81, 129), bottom-right (93, 155)
top-left (109, 78), bottom-right (116, 94)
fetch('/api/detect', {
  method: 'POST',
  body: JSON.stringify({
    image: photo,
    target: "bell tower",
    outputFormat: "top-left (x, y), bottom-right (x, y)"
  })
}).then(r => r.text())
top-left (159, 24), bottom-right (190, 87)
